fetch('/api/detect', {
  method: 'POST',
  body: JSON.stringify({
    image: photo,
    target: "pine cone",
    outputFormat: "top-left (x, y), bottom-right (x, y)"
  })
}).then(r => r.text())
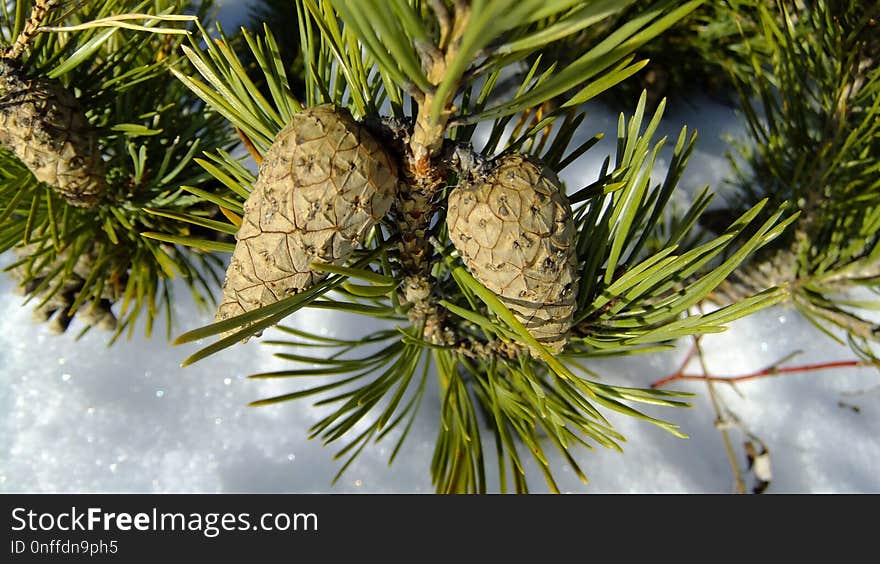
top-left (10, 243), bottom-right (119, 334)
top-left (0, 59), bottom-right (106, 207)
top-left (447, 153), bottom-right (579, 354)
top-left (216, 104), bottom-right (398, 329)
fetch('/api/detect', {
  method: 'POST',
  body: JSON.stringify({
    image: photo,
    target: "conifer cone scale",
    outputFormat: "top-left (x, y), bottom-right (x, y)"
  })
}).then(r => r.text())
top-left (447, 153), bottom-right (579, 354)
top-left (10, 243), bottom-right (119, 334)
top-left (0, 59), bottom-right (106, 207)
top-left (216, 104), bottom-right (398, 325)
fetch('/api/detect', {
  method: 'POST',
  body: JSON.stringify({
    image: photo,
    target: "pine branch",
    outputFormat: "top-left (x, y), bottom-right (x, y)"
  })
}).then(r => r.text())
top-left (710, 0), bottom-right (880, 357)
top-left (1, 0), bottom-right (60, 60)
top-left (157, 1), bottom-right (801, 493)
top-left (0, 0), bottom-right (236, 339)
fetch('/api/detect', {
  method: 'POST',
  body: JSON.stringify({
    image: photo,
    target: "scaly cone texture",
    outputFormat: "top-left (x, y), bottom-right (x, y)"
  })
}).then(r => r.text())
top-left (216, 104), bottom-right (398, 325)
top-left (0, 59), bottom-right (107, 207)
top-left (447, 153), bottom-right (579, 354)
top-left (10, 244), bottom-right (119, 334)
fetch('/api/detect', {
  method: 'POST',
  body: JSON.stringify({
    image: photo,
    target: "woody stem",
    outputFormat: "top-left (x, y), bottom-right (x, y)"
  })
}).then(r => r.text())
top-left (394, 3), bottom-right (471, 343)
top-left (651, 359), bottom-right (876, 388)
top-left (3, 0), bottom-right (61, 61)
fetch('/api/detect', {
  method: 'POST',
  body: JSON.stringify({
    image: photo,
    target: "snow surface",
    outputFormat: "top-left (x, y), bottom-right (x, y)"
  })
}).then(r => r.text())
top-left (1, 2), bottom-right (878, 494)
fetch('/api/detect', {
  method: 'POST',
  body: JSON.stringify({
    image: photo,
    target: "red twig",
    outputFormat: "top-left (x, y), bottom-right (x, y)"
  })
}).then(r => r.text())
top-left (651, 359), bottom-right (879, 388)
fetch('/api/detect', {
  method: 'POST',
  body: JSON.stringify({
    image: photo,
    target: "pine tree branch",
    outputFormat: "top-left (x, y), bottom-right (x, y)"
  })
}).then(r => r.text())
top-left (155, 0), bottom-right (819, 493)
top-left (706, 0), bottom-right (880, 356)
top-left (2, 0), bottom-right (60, 60)
top-left (1, 0), bottom-right (234, 339)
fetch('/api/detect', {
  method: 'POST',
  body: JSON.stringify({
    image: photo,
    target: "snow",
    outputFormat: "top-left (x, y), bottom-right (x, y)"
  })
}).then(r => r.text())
top-left (1, 3), bottom-right (878, 494)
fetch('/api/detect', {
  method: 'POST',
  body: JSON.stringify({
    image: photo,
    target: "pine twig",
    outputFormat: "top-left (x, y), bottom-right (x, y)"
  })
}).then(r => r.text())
top-left (2, 0), bottom-right (61, 61)
top-left (392, 2), bottom-right (473, 343)
top-left (692, 334), bottom-right (747, 494)
top-left (651, 359), bottom-right (879, 389)
top-left (650, 320), bottom-right (880, 492)
top-left (643, 334), bottom-right (748, 492)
